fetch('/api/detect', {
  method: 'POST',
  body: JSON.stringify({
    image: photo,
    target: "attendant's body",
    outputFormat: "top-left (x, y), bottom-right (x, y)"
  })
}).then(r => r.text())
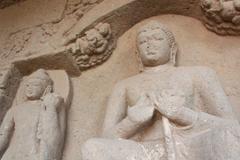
top-left (0, 69), bottom-right (65, 160)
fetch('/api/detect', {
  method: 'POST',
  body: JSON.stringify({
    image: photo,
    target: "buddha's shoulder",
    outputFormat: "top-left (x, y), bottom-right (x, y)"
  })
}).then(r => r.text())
top-left (113, 74), bottom-right (145, 88)
top-left (175, 66), bottom-right (217, 75)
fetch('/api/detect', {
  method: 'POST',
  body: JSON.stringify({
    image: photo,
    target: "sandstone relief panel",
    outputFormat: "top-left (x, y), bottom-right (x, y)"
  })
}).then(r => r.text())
top-left (0, 0), bottom-right (240, 160)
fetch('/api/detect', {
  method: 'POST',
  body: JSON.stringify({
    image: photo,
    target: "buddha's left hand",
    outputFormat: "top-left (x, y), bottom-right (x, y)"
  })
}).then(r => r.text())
top-left (148, 89), bottom-right (186, 120)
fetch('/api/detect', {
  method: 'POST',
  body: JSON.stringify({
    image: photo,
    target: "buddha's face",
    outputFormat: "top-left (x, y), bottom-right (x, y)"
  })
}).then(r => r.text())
top-left (137, 28), bottom-right (171, 67)
top-left (25, 78), bottom-right (47, 100)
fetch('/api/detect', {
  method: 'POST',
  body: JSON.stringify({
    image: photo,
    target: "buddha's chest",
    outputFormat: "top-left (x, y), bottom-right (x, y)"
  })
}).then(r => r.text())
top-left (126, 72), bottom-right (194, 106)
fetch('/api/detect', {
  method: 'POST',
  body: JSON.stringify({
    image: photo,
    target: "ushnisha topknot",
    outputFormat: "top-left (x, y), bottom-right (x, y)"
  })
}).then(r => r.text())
top-left (28, 69), bottom-right (53, 87)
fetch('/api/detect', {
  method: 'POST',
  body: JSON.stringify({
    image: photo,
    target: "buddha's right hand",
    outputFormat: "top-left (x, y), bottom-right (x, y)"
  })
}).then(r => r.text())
top-left (127, 93), bottom-right (155, 124)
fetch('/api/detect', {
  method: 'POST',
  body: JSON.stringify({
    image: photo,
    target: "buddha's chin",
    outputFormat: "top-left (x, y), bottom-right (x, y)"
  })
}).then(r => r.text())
top-left (143, 58), bottom-right (168, 67)
top-left (26, 94), bottom-right (40, 101)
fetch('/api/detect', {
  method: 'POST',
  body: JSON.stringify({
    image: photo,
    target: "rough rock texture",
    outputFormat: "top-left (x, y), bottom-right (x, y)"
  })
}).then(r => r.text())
top-left (0, 66), bottom-right (20, 123)
top-left (0, 0), bottom-right (26, 9)
top-left (0, 0), bottom-right (103, 67)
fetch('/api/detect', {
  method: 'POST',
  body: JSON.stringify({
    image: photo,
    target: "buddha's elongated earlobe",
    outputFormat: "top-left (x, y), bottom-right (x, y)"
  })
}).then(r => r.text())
top-left (170, 42), bottom-right (178, 66)
top-left (135, 50), bottom-right (144, 72)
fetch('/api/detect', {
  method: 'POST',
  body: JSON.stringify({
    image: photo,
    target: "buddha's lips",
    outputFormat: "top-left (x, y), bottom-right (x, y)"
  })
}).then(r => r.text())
top-left (147, 52), bottom-right (157, 55)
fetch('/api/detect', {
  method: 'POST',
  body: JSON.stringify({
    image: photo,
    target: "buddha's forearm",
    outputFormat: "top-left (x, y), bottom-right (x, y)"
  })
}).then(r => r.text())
top-left (104, 116), bottom-right (145, 139)
top-left (197, 111), bottom-right (238, 127)
top-left (171, 108), bottom-right (198, 126)
top-left (172, 108), bottom-right (238, 127)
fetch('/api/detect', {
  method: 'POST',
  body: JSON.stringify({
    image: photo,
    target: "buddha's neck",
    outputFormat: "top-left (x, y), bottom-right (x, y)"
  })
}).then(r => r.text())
top-left (143, 63), bottom-right (175, 73)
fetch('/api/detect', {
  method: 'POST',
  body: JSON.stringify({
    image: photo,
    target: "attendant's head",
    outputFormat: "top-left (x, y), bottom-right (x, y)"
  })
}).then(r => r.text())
top-left (25, 69), bottom-right (53, 100)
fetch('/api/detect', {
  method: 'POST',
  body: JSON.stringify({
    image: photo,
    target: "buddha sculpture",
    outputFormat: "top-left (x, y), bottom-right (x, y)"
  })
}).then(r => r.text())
top-left (81, 21), bottom-right (240, 160)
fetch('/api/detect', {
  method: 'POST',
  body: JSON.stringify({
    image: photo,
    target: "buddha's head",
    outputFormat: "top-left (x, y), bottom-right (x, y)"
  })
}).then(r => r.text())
top-left (137, 21), bottom-right (178, 68)
top-left (25, 69), bottom-right (53, 100)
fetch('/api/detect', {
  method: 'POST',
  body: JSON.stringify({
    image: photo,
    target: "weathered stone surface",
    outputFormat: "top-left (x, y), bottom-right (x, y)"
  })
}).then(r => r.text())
top-left (0, 0), bottom-right (26, 9)
top-left (0, 0), bottom-right (240, 160)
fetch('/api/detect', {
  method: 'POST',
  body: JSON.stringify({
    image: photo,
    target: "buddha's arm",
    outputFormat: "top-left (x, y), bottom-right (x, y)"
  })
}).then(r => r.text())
top-left (197, 67), bottom-right (236, 120)
top-left (170, 67), bottom-right (239, 127)
top-left (0, 109), bottom-right (14, 154)
top-left (171, 107), bottom-right (237, 127)
top-left (102, 82), bottom-right (146, 139)
top-left (162, 67), bottom-right (237, 126)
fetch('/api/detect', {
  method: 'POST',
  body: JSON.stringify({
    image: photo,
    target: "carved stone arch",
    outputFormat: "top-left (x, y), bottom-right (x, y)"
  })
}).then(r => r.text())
top-left (64, 0), bottom-right (202, 46)
top-left (6, 0), bottom-right (204, 76)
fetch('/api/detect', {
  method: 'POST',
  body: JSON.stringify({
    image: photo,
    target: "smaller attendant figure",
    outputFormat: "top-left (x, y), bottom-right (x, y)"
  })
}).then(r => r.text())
top-left (0, 69), bottom-right (67, 160)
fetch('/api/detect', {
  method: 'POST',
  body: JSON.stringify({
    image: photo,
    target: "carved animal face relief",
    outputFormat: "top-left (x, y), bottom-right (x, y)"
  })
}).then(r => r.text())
top-left (66, 23), bottom-right (114, 70)
top-left (201, 0), bottom-right (240, 35)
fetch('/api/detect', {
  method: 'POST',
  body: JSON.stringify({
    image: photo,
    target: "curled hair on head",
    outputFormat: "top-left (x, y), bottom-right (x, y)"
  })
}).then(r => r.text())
top-left (136, 21), bottom-right (178, 71)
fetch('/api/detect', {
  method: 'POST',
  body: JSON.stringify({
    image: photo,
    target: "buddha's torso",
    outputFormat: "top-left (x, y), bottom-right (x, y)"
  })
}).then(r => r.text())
top-left (123, 66), bottom-right (197, 141)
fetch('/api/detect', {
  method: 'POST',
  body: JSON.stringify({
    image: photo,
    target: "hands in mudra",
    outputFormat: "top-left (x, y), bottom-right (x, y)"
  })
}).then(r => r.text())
top-left (148, 89), bottom-right (186, 120)
top-left (127, 93), bottom-right (155, 124)
top-left (128, 89), bottom-right (186, 124)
